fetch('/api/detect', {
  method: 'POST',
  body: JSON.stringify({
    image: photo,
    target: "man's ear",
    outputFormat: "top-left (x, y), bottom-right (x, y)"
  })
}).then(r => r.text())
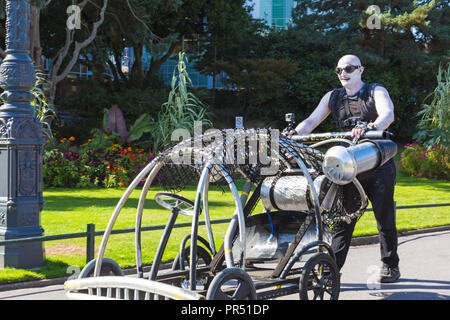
top-left (360, 66), bottom-right (365, 74)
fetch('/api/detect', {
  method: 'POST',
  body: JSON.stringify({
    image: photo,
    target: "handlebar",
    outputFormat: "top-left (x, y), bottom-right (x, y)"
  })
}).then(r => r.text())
top-left (289, 130), bottom-right (392, 143)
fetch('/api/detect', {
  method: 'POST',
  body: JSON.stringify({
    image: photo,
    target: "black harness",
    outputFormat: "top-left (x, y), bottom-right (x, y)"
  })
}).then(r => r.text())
top-left (329, 83), bottom-right (381, 130)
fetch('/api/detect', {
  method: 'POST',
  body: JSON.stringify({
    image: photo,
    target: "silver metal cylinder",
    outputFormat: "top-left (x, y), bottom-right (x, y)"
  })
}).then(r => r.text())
top-left (322, 140), bottom-right (397, 185)
top-left (261, 175), bottom-right (314, 212)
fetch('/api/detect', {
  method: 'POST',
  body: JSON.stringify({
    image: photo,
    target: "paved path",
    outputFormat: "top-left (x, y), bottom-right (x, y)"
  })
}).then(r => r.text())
top-left (0, 230), bottom-right (449, 300)
top-left (337, 229), bottom-right (450, 300)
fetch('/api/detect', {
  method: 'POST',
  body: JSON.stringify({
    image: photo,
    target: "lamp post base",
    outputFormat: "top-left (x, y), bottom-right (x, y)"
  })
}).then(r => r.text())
top-left (0, 227), bottom-right (44, 269)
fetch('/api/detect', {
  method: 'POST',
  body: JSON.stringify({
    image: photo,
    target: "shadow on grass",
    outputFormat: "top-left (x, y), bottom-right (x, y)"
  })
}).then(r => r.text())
top-left (0, 258), bottom-right (78, 285)
top-left (37, 258), bottom-right (76, 279)
top-left (42, 194), bottom-right (237, 212)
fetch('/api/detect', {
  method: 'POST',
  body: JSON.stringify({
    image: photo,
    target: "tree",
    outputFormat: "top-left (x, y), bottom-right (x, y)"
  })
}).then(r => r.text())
top-left (194, 0), bottom-right (266, 88)
top-left (0, 0), bottom-right (109, 106)
top-left (215, 58), bottom-right (298, 122)
top-left (90, 0), bottom-right (218, 90)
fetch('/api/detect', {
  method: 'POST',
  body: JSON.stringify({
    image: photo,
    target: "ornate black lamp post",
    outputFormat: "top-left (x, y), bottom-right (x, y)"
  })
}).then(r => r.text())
top-left (0, 0), bottom-right (44, 268)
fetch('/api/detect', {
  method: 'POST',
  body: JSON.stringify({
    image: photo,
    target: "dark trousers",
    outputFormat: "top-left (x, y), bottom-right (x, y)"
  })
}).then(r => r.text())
top-left (331, 159), bottom-right (399, 270)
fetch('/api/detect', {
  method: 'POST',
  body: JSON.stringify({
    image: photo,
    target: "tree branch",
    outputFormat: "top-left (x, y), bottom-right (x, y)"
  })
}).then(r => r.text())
top-left (52, 0), bottom-right (108, 84)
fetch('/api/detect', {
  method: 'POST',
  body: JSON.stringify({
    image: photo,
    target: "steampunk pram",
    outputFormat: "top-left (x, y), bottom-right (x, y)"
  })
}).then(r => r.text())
top-left (64, 128), bottom-right (397, 300)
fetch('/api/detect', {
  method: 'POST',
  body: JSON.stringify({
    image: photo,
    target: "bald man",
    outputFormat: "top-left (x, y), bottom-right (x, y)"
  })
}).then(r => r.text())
top-left (285, 54), bottom-right (400, 283)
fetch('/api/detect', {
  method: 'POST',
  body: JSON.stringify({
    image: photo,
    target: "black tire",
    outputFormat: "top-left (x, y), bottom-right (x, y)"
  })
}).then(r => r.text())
top-left (206, 268), bottom-right (257, 300)
top-left (78, 258), bottom-right (124, 278)
top-left (299, 252), bottom-right (340, 300)
top-left (171, 245), bottom-right (212, 290)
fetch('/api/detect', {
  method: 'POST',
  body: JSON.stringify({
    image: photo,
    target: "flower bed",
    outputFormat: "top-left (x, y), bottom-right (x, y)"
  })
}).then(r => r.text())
top-left (44, 130), bottom-right (154, 188)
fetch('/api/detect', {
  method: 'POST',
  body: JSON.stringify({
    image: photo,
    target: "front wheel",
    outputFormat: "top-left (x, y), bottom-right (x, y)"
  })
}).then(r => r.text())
top-left (206, 268), bottom-right (257, 300)
top-left (78, 258), bottom-right (124, 278)
top-left (171, 245), bottom-right (212, 290)
top-left (299, 252), bottom-right (340, 300)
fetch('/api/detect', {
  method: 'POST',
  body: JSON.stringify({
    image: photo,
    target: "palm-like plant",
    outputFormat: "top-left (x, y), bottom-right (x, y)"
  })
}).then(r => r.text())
top-left (150, 52), bottom-right (213, 154)
top-left (31, 72), bottom-right (56, 139)
top-left (414, 64), bottom-right (449, 148)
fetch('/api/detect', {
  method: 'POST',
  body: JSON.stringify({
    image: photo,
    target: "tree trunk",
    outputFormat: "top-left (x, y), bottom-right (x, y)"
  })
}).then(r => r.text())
top-left (131, 41), bottom-right (144, 88)
top-left (145, 41), bottom-right (178, 85)
top-left (29, 5), bottom-right (42, 70)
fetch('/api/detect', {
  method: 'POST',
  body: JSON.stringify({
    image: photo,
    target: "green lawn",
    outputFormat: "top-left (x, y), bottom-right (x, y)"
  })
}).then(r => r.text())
top-left (0, 173), bottom-right (448, 284)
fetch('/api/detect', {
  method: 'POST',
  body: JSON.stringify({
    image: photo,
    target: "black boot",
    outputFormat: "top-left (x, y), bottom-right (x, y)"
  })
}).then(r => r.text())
top-left (379, 264), bottom-right (400, 283)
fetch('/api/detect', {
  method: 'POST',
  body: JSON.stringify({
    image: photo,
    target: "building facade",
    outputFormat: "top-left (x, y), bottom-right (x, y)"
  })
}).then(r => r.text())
top-left (247, 0), bottom-right (296, 30)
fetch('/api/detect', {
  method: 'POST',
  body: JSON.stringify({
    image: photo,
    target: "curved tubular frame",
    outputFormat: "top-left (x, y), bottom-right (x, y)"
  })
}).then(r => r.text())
top-left (94, 157), bottom-right (163, 277)
top-left (350, 176), bottom-right (368, 213)
top-left (188, 164), bottom-right (210, 290)
top-left (223, 180), bottom-right (252, 269)
top-left (187, 160), bottom-right (247, 290)
top-left (202, 171), bottom-right (216, 256)
top-left (177, 234), bottom-right (213, 271)
top-left (135, 160), bottom-right (164, 277)
top-left (279, 140), bottom-right (323, 242)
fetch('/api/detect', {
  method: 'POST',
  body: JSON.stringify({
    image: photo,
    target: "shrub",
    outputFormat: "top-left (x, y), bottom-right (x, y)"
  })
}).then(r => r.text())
top-left (43, 149), bottom-right (80, 188)
top-left (397, 142), bottom-right (449, 180)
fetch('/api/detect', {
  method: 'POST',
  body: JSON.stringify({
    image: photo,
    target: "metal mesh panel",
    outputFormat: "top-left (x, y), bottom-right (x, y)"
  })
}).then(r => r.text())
top-left (153, 129), bottom-right (366, 224)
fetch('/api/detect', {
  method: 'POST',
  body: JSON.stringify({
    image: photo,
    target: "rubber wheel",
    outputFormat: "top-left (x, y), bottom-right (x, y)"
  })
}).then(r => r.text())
top-left (206, 268), bottom-right (257, 300)
top-left (171, 245), bottom-right (213, 290)
top-left (299, 252), bottom-right (340, 300)
top-left (78, 258), bottom-right (124, 278)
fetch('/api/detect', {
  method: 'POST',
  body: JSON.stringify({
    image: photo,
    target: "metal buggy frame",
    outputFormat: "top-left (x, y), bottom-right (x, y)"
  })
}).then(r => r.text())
top-left (65, 128), bottom-right (391, 301)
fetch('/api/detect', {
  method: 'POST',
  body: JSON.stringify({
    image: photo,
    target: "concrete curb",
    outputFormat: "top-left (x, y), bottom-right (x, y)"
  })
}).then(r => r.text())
top-left (1, 225), bottom-right (449, 292)
top-left (350, 224), bottom-right (450, 246)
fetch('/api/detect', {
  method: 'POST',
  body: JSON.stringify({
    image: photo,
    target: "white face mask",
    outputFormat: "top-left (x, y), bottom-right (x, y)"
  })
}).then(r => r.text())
top-left (336, 64), bottom-right (362, 88)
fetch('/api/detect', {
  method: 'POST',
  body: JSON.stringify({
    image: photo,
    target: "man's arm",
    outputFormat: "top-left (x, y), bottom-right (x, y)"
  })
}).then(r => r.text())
top-left (372, 86), bottom-right (395, 130)
top-left (292, 91), bottom-right (332, 135)
top-left (352, 86), bottom-right (395, 139)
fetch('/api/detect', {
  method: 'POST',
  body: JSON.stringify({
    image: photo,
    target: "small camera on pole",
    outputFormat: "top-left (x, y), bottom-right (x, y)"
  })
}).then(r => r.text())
top-left (284, 113), bottom-right (296, 133)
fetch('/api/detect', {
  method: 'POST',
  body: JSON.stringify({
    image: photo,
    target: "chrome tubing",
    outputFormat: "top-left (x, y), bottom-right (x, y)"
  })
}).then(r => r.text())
top-left (202, 171), bottom-right (216, 256)
top-left (279, 140), bottom-right (323, 242)
top-left (135, 161), bottom-right (164, 277)
top-left (94, 157), bottom-right (162, 277)
top-left (223, 179), bottom-right (252, 268)
top-left (189, 164), bottom-right (210, 290)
